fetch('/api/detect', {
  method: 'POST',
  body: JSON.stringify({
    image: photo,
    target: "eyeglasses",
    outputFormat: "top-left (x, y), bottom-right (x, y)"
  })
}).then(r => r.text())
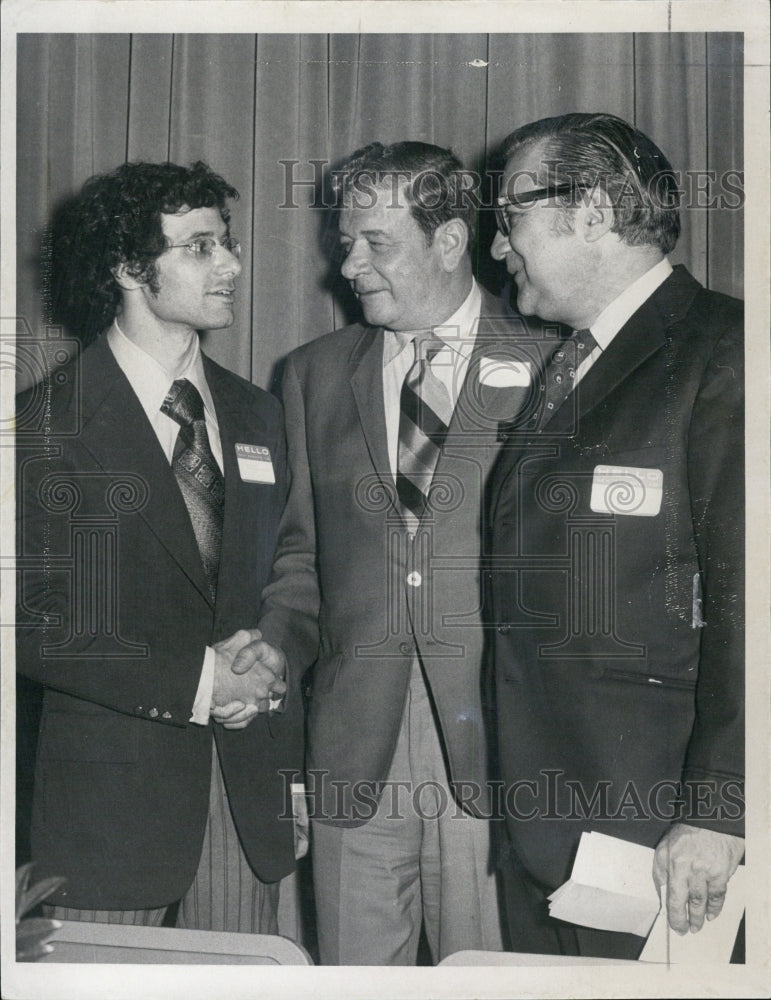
top-left (494, 183), bottom-right (576, 236)
top-left (165, 236), bottom-right (242, 259)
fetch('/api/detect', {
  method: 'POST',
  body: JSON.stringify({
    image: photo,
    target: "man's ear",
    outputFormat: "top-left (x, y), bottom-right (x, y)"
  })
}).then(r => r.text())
top-left (435, 218), bottom-right (469, 272)
top-left (112, 262), bottom-right (146, 291)
top-left (578, 185), bottom-right (614, 245)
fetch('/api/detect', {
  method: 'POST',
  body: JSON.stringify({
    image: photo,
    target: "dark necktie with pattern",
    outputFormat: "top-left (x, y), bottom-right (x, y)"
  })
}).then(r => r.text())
top-left (541, 327), bottom-right (600, 422)
top-left (161, 378), bottom-right (225, 601)
top-left (396, 334), bottom-right (454, 532)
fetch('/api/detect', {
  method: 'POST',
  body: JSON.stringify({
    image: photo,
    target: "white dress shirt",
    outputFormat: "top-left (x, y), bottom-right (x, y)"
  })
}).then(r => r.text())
top-left (107, 321), bottom-right (217, 724)
top-left (382, 279), bottom-right (482, 476)
top-left (574, 256), bottom-right (673, 386)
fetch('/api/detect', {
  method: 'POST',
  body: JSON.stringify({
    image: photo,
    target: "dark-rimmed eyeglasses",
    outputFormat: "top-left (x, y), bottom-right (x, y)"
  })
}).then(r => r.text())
top-left (165, 236), bottom-right (242, 259)
top-left (494, 183), bottom-right (576, 236)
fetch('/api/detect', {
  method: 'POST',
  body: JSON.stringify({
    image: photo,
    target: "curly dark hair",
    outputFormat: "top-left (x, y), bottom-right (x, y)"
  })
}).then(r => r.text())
top-left (46, 161), bottom-right (239, 345)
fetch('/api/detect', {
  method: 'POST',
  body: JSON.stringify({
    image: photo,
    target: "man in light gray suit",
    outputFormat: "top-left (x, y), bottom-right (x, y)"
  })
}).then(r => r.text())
top-left (230, 142), bottom-right (531, 963)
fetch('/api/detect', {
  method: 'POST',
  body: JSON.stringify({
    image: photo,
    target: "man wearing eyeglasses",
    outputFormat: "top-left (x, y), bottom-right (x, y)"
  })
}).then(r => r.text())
top-left (16, 160), bottom-right (304, 932)
top-left (487, 113), bottom-right (744, 959)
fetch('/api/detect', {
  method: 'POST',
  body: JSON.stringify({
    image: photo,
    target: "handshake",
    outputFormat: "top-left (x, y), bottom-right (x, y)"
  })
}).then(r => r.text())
top-left (210, 629), bottom-right (287, 730)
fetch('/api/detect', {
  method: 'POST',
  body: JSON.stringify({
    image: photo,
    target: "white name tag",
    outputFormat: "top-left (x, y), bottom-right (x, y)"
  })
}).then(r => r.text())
top-left (235, 443), bottom-right (275, 484)
top-left (590, 465), bottom-right (663, 517)
top-left (479, 356), bottom-right (533, 387)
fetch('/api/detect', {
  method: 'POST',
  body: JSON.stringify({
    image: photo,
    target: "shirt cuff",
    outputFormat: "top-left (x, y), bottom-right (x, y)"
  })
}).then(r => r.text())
top-left (190, 646), bottom-right (216, 724)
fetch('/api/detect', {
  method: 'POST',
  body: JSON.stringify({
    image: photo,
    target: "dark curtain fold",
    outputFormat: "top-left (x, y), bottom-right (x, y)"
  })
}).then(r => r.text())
top-left (17, 32), bottom-right (743, 388)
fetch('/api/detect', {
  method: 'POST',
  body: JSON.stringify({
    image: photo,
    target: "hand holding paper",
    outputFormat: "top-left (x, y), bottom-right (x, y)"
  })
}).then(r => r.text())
top-left (547, 831), bottom-right (746, 964)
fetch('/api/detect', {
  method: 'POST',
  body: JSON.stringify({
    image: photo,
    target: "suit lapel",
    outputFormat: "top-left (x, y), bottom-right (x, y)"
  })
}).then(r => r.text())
top-left (545, 268), bottom-right (697, 435)
top-left (349, 326), bottom-right (398, 513)
top-left (444, 289), bottom-right (527, 445)
top-left (490, 267), bottom-right (701, 517)
top-left (204, 356), bottom-right (272, 592)
top-left (428, 291), bottom-right (525, 533)
top-left (75, 337), bottom-right (213, 606)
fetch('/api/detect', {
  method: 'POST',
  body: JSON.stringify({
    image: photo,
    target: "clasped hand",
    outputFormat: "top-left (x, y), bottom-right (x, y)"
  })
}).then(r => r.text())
top-left (210, 629), bottom-right (287, 730)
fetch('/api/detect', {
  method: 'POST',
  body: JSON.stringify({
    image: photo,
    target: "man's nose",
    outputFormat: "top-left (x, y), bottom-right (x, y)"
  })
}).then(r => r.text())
top-left (340, 242), bottom-right (369, 281)
top-left (490, 230), bottom-right (512, 261)
top-left (215, 244), bottom-right (242, 276)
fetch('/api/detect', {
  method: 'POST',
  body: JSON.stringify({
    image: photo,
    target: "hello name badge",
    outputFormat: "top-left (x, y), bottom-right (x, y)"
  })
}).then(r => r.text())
top-left (235, 443), bottom-right (275, 484)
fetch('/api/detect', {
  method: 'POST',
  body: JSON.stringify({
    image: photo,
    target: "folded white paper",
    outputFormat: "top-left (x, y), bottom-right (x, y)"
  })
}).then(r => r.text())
top-left (639, 864), bottom-right (746, 965)
top-left (548, 832), bottom-right (661, 937)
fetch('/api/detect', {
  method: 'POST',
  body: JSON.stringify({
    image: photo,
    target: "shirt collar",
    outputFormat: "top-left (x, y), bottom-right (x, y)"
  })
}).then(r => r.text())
top-left (107, 320), bottom-right (218, 426)
top-left (590, 257), bottom-right (673, 350)
top-left (383, 280), bottom-right (481, 366)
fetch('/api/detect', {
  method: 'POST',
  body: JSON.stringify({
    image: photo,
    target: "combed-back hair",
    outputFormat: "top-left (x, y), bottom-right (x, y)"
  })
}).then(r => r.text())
top-left (46, 160), bottom-right (239, 345)
top-left (499, 113), bottom-right (681, 254)
top-left (332, 141), bottom-right (477, 254)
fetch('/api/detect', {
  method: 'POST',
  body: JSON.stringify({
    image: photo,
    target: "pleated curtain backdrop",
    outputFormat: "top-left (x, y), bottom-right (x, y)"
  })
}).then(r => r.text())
top-left (16, 33), bottom-right (743, 389)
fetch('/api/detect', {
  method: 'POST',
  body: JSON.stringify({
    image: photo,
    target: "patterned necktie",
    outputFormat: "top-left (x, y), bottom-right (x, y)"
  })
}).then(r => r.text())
top-left (542, 327), bottom-right (599, 421)
top-left (396, 334), bottom-right (453, 531)
top-left (161, 378), bottom-right (225, 601)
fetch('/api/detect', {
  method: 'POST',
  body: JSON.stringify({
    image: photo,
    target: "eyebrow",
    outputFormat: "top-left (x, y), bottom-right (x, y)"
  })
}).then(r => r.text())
top-left (182, 228), bottom-right (228, 239)
top-left (338, 228), bottom-right (392, 240)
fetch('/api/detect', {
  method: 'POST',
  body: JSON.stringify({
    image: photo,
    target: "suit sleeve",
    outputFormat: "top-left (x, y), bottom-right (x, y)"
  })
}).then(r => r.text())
top-left (681, 308), bottom-right (745, 836)
top-left (257, 355), bottom-right (321, 686)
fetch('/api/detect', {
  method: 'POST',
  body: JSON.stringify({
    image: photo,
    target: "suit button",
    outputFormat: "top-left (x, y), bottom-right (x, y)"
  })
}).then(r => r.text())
top-left (148, 708), bottom-right (159, 718)
top-left (498, 624), bottom-right (511, 634)
top-left (162, 711), bottom-right (172, 720)
top-left (399, 641), bottom-right (413, 655)
top-left (407, 571), bottom-right (422, 587)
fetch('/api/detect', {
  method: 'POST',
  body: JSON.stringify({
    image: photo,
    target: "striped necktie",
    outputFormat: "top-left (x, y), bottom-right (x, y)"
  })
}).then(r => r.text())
top-left (396, 334), bottom-right (453, 531)
top-left (161, 378), bottom-right (225, 601)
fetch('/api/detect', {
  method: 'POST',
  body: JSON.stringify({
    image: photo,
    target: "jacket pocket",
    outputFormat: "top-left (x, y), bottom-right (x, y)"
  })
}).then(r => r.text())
top-left (601, 667), bottom-right (697, 691)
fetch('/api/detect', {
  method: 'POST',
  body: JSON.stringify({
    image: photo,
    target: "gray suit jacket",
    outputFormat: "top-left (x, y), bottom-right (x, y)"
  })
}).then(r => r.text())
top-left (259, 287), bottom-right (532, 824)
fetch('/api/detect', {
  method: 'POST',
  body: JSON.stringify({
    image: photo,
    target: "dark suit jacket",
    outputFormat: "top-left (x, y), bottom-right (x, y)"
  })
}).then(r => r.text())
top-left (488, 266), bottom-right (744, 890)
top-left (258, 287), bottom-right (540, 824)
top-left (16, 335), bottom-right (303, 909)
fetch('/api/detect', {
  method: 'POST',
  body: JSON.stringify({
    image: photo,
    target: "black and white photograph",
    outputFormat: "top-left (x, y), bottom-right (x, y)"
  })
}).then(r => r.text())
top-left (2, 2), bottom-right (769, 998)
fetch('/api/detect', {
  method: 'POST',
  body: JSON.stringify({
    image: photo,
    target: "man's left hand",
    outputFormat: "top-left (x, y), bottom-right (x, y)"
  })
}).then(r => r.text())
top-left (653, 823), bottom-right (744, 934)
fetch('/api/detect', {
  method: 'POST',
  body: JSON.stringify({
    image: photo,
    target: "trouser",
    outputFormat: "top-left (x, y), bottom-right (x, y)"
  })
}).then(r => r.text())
top-left (312, 659), bottom-right (504, 965)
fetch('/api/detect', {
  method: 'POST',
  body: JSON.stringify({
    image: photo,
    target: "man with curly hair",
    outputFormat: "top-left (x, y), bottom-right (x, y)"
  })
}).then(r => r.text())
top-left (16, 160), bottom-right (304, 931)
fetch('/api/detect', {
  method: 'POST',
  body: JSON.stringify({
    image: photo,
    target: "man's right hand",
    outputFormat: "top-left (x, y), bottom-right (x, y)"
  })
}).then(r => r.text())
top-left (210, 629), bottom-right (287, 729)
